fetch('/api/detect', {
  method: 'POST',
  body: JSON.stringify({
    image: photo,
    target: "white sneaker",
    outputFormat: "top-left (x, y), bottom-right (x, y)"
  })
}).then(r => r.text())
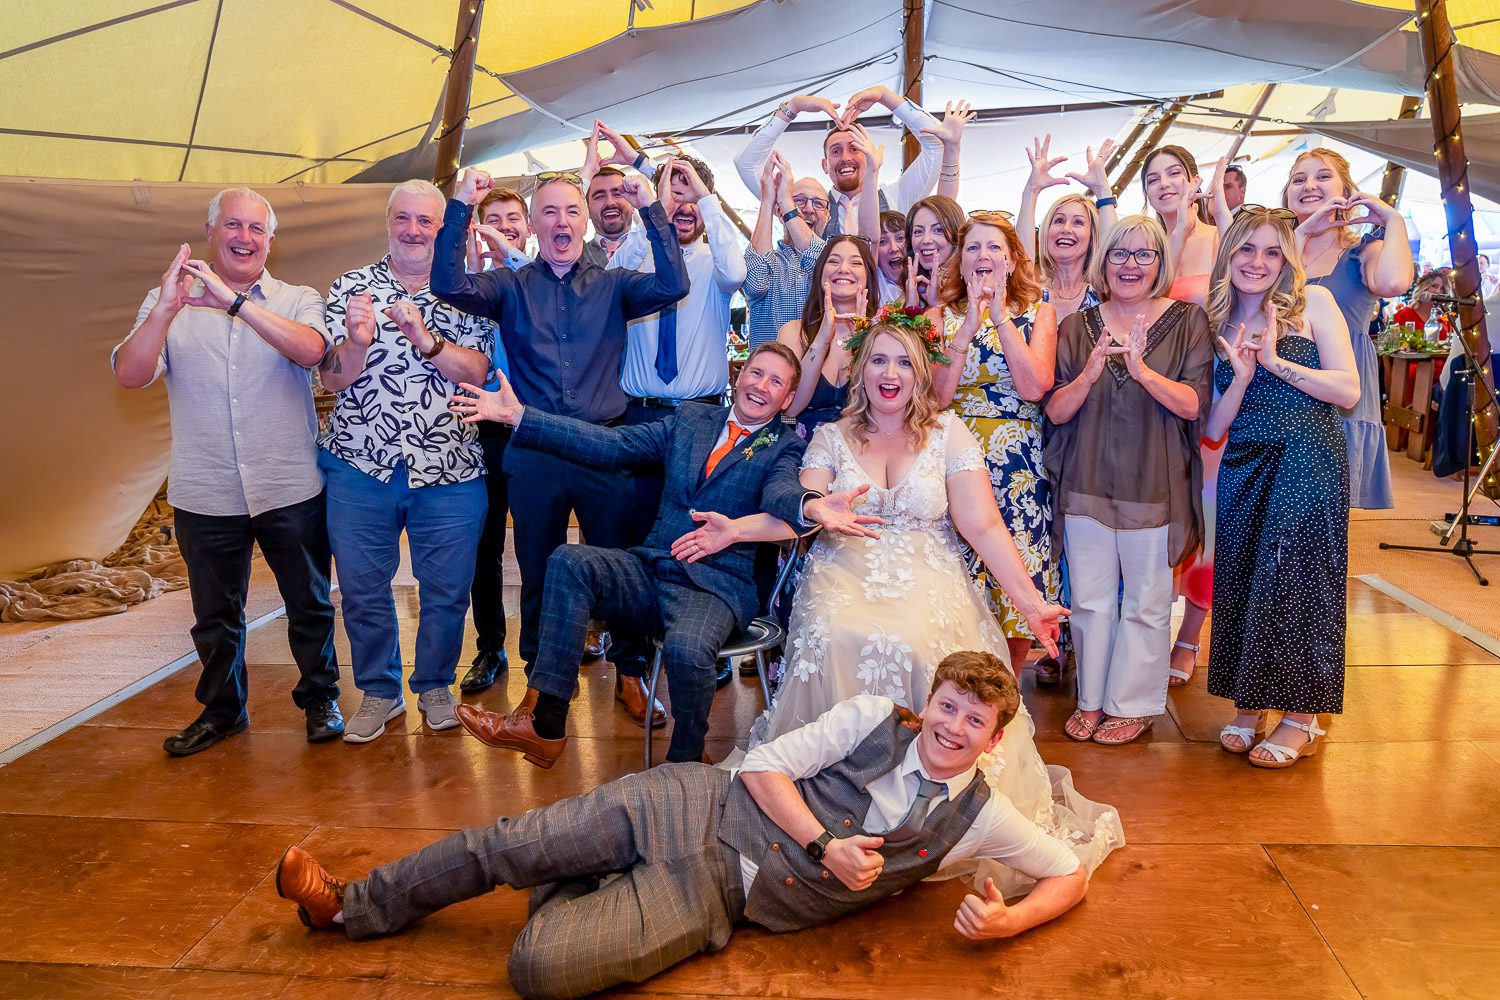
top-left (418, 687), bottom-right (460, 731)
top-left (343, 694), bottom-right (406, 743)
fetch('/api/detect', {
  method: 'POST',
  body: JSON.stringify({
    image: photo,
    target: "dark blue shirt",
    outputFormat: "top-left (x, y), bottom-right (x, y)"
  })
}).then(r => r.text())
top-left (432, 198), bottom-right (689, 423)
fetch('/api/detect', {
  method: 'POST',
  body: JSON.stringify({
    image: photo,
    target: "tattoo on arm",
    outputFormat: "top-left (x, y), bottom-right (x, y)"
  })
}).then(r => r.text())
top-left (331, 351), bottom-right (344, 374)
top-left (1274, 362), bottom-right (1304, 385)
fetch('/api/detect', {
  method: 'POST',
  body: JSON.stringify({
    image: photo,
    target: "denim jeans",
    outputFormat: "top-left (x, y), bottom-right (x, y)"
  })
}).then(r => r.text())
top-left (321, 452), bottom-right (487, 700)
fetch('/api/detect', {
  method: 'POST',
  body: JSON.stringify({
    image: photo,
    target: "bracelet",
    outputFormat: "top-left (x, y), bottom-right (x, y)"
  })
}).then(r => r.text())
top-left (1095, 196), bottom-right (1118, 209)
top-left (227, 292), bottom-right (247, 317)
top-left (632, 151), bottom-right (649, 173)
top-left (782, 208), bottom-right (800, 224)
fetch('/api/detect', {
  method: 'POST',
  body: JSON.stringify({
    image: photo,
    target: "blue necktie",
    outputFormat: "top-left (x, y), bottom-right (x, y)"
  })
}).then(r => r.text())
top-left (655, 303), bottom-right (678, 385)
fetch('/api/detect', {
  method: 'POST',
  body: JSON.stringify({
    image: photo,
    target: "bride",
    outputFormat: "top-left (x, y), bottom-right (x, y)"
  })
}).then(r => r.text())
top-left (677, 311), bottom-right (1123, 889)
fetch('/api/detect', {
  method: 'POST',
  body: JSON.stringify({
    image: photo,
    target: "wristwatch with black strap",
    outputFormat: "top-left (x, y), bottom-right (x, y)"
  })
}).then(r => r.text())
top-left (805, 829), bottom-right (834, 862)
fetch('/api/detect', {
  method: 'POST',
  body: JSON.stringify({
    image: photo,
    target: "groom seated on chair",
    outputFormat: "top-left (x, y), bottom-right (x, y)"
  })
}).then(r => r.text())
top-left (448, 342), bottom-right (879, 766)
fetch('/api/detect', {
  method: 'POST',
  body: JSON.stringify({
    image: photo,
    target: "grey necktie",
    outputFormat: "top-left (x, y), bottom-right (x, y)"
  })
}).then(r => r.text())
top-left (824, 198), bottom-right (843, 237)
top-left (885, 775), bottom-right (945, 841)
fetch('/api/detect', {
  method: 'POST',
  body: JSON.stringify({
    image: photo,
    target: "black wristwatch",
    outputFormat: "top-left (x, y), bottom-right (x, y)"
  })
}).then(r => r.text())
top-left (782, 208), bottom-right (800, 224)
top-left (805, 830), bottom-right (833, 862)
top-left (227, 292), bottom-right (247, 317)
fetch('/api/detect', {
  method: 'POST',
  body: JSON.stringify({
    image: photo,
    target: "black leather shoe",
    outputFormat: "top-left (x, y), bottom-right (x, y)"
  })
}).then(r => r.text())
top-left (305, 700), bottom-right (345, 743)
top-left (163, 717), bottom-right (248, 756)
top-left (716, 659), bottom-right (734, 689)
top-left (461, 649), bottom-right (508, 694)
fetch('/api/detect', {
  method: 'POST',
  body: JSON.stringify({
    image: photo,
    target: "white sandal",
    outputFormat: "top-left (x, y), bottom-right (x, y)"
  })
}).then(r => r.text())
top-left (1219, 722), bottom-right (1259, 754)
top-left (1249, 717), bottom-right (1326, 769)
top-left (1167, 640), bottom-right (1199, 686)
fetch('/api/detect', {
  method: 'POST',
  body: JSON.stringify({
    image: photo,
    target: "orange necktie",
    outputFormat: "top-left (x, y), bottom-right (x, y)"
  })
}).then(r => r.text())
top-left (704, 421), bottom-right (748, 477)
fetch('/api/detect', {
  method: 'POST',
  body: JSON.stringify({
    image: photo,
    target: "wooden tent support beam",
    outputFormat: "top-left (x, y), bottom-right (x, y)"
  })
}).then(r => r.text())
top-left (1378, 95), bottom-right (1424, 207)
top-left (901, 0), bottom-right (925, 168)
top-left (1223, 83), bottom-right (1276, 164)
top-left (1111, 98), bottom-right (1190, 196)
top-left (1416, 0), bottom-right (1496, 494)
top-left (1105, 111), bottom-right (1153, 177)
top-left (433, 0), bottom-right (485, 197)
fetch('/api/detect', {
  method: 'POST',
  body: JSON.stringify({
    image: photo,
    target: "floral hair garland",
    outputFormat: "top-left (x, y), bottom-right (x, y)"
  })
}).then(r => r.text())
top-left (846, 301), bottom-right (951, 366)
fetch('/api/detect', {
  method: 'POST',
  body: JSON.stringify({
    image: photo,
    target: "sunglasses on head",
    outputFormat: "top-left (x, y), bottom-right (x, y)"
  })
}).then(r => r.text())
top-left (535, 170), bottom-right (583, 188)
top-left (967, 209), bottom-right (1016, 222)
top-left (1233, 204), bottom-right (1298, 222)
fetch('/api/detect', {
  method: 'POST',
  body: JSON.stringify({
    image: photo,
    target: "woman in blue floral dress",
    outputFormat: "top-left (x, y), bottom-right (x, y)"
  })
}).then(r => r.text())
top-left (932, 212), bottom-right (1060, 670)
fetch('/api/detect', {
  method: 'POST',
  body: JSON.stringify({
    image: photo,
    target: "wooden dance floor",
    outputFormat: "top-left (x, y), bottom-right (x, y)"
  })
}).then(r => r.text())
top-left (2, 578), bottom-right (1498, 998)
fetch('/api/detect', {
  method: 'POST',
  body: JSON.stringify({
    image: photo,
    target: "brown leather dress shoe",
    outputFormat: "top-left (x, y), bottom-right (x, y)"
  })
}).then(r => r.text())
top-left (275, 845), bottom-right (345, 929)
top-left (615, 676), bottom-right (667, 728)
top-left (455, 703), bottom-right (566, 768)
top-left (583, 628), bottom-right (611, 659)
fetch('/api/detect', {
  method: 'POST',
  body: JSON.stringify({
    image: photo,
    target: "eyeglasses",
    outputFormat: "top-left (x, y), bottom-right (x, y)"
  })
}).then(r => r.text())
top-left (968, 209), bottom-right (1015, 222)
top-left (792, 195), bottom-right (829, 210)
top-left (1233, 204), bottom-right (1298, 222)
top-left (1104, 248), bottom-right (1160, 266)
top-left (535, 170), bottom-right (583, 188)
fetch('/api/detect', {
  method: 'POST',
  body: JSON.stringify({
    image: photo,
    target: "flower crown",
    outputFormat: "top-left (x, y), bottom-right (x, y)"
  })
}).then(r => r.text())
top-left (847, 302), bottom-right (951, 365)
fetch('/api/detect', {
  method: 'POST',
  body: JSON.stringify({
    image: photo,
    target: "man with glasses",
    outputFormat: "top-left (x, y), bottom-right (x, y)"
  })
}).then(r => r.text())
top-left (744, 153), bottom-right (829, 349)
top-left (432, 167), bottom-right (689, 725)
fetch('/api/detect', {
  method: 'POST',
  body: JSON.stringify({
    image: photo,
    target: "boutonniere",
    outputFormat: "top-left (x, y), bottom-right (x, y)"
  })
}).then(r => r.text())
top-left (741, 427), bottom-right (777, 460)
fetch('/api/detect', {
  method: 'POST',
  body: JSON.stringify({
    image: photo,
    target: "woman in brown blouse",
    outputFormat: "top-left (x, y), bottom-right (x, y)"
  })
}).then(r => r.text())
top-left (1043, 215), bottom-right (1213, 745)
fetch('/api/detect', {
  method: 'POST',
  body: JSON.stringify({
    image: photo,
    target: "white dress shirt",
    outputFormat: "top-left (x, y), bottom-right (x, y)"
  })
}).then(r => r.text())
top-left (733, 100), bottom-right (943, 214)
top-left (876, 270), bottom-right (903, 307)
top-left (736, 693), bottom-right (1080, 893)
top-left (610, 198), bottom-right (745, 399)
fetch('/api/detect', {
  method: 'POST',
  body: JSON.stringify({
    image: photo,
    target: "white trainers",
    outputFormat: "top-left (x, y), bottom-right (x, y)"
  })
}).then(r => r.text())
top-left (418, 687), bottom-right (460, 731)
top-left (343, 694), bottom-right (406, 743)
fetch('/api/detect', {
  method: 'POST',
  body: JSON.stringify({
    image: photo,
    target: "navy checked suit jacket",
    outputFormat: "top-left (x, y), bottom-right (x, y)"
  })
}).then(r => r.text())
top-left (510, 404), bottom-right (809, 627)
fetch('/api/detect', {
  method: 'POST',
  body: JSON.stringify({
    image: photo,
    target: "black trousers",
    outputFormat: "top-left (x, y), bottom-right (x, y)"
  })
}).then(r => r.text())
top-left (469, 427), bottom-right (510, 655)
top-left (173, 492), bottom-right (338, 726)
top-left (502, 440), bottom-right (646, 674)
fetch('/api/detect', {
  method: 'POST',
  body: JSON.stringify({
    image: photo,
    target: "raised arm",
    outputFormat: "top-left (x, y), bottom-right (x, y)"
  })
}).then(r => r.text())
top-left (179, 257), bottom-right (327, 367)
top-left (1017, 136), bottom-right (1068, 262)
top-left (431, 170), bottom-right (513, 319)
top-left (114, 244), bottom-right (192, 389)
top-left (991, 293), bottom-right (1057, 402)
top-left (1352, 193), bottom-right (1416, 297)
top-left (1205, 323), bottom-right (1256, 440)
top-left (735, 95), bottom-right (842, 197)
top-left (920, 100), bottom-right (976, 201)
top-left (617, 168), bottom-right (690, 318)
top-left (842, 85), bottom-right (942, 210)
top-left (847, 124), bottom-right (884, 245)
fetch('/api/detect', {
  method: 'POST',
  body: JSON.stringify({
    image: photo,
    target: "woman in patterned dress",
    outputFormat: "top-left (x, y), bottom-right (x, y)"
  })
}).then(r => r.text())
top-left (931, 212), bottom-right (1060, 671)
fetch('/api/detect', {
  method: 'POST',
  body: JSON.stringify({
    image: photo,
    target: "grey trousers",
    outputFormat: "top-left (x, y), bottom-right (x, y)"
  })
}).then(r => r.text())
top-left (342, 763), bottom-right (746, 1000)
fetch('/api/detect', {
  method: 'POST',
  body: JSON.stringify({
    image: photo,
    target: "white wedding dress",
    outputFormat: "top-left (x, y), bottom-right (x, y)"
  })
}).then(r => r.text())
top-left (751, 413), bottom-right (1124, 892)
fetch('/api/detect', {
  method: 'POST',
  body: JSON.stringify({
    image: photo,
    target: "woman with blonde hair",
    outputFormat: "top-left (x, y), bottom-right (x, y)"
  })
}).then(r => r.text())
top-left (1283, 147), bottom-right (1413, 508)
top-left (1016, 135), bottom-right (1119, 320)
top-left (1044, 215), bottom-right (1213, 745)
top-left (677, 314), bottom-right (1124, 890)
top-left (931, 211), bottom-right (1060, 670)
top-left (1204, 207), bottom-right (1359, 768)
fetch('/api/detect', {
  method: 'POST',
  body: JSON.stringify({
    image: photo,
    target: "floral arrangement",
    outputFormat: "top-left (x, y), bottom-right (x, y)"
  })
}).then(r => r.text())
top-left (741, 426), bottom-right (777, 460)
top-left (846, 301), bottom-right (951, 365)
top-left (1376, 322), bottom-right (1449, 357)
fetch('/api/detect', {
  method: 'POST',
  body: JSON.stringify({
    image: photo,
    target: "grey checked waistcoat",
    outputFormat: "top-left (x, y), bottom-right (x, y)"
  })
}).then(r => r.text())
top-left (719, 708), bottom-right (991, 933)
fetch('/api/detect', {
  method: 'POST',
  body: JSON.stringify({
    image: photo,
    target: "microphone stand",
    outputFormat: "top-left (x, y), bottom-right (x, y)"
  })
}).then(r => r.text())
top-left (1379, 307), bottom-right (1500, 584)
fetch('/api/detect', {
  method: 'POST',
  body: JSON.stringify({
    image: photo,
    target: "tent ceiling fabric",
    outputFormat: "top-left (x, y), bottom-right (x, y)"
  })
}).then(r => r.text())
top-left (1307, 112), bottom-right (1500, 204)
top-left (4, 0), bottom-right (1499, 186)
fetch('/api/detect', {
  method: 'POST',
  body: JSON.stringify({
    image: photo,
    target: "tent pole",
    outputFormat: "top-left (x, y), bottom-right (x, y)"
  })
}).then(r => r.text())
top-left (434, 0), bottom-right (486, 197)
top-left (1377, 95), bottom-right (1424, 207)
top-left (1105, 112), bottom-right (1152, 177)
top-left (1111, 98), bottom-right (1189, 196)
top-left (1416, 0), bottom-right (1496, 496)
top-left (901, 0), bottom-right (925, 168)
top-left (1223, 84), bottom-right (1276, 164)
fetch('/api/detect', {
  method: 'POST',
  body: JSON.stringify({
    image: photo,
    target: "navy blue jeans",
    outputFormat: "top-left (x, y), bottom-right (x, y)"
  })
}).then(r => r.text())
top-left (321, 453), bottom-right (487, 700)
top-left (174, 491), bottom-right (338, 727)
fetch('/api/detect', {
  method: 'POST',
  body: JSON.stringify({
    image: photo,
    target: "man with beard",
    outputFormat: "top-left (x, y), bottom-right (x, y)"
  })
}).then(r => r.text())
top-left (734, 88), bottom-right (943, 237)
top-left (744, 152), bottom-right (828, 349)
top-left (112, 188), bottom-right (342, 754)
top-left (431, 167), bottom-right (688, 729)
top-left (582, 166), bottom-right (638, 268)
top-left (607, 155), bottom-right (745, 560)
top-left (319, 179), bottom-right (495, 743)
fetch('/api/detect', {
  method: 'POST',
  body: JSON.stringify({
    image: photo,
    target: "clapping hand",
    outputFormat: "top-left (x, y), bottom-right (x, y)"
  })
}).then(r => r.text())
top-left (1064, 138), bottom-right (1116, 197)
top-left (955, 877), bottom-right (1017, 940)
top-left (450, 373), bottom-right (524, 426)
top-left (1025, 135), bottom-right (1068, 193)
top-left (670, 510), bottom-right (739, 563)
top-left (1107, 312), bottom-right (1148, 380)
top-left (806, 483), bottom-right (885, 539)
top-left (345, 291), bottom-right (378, 349)
top-left (455, 167), bottom-right (494, 207)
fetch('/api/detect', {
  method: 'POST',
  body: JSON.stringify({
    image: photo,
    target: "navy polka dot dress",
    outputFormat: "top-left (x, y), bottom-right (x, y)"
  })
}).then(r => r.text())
top-left (1207, 336), bottom-right (1349, 714)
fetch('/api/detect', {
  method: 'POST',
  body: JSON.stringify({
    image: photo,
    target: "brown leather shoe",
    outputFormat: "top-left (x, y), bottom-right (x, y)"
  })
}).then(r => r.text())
top-left (583, 628), bottom-right (610, 659)
top-left (456, 703), bottom-right (566, 768)
top-left (275, 845), bottom-right (345, 929)
top-left (615, 676), bottom-right (666, 728)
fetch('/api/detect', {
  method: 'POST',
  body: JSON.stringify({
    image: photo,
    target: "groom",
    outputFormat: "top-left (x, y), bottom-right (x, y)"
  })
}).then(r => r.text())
top-left (447, 342), bottom-right (877, 765)
top-left (274, 651), bottom-right (1089, 1000)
